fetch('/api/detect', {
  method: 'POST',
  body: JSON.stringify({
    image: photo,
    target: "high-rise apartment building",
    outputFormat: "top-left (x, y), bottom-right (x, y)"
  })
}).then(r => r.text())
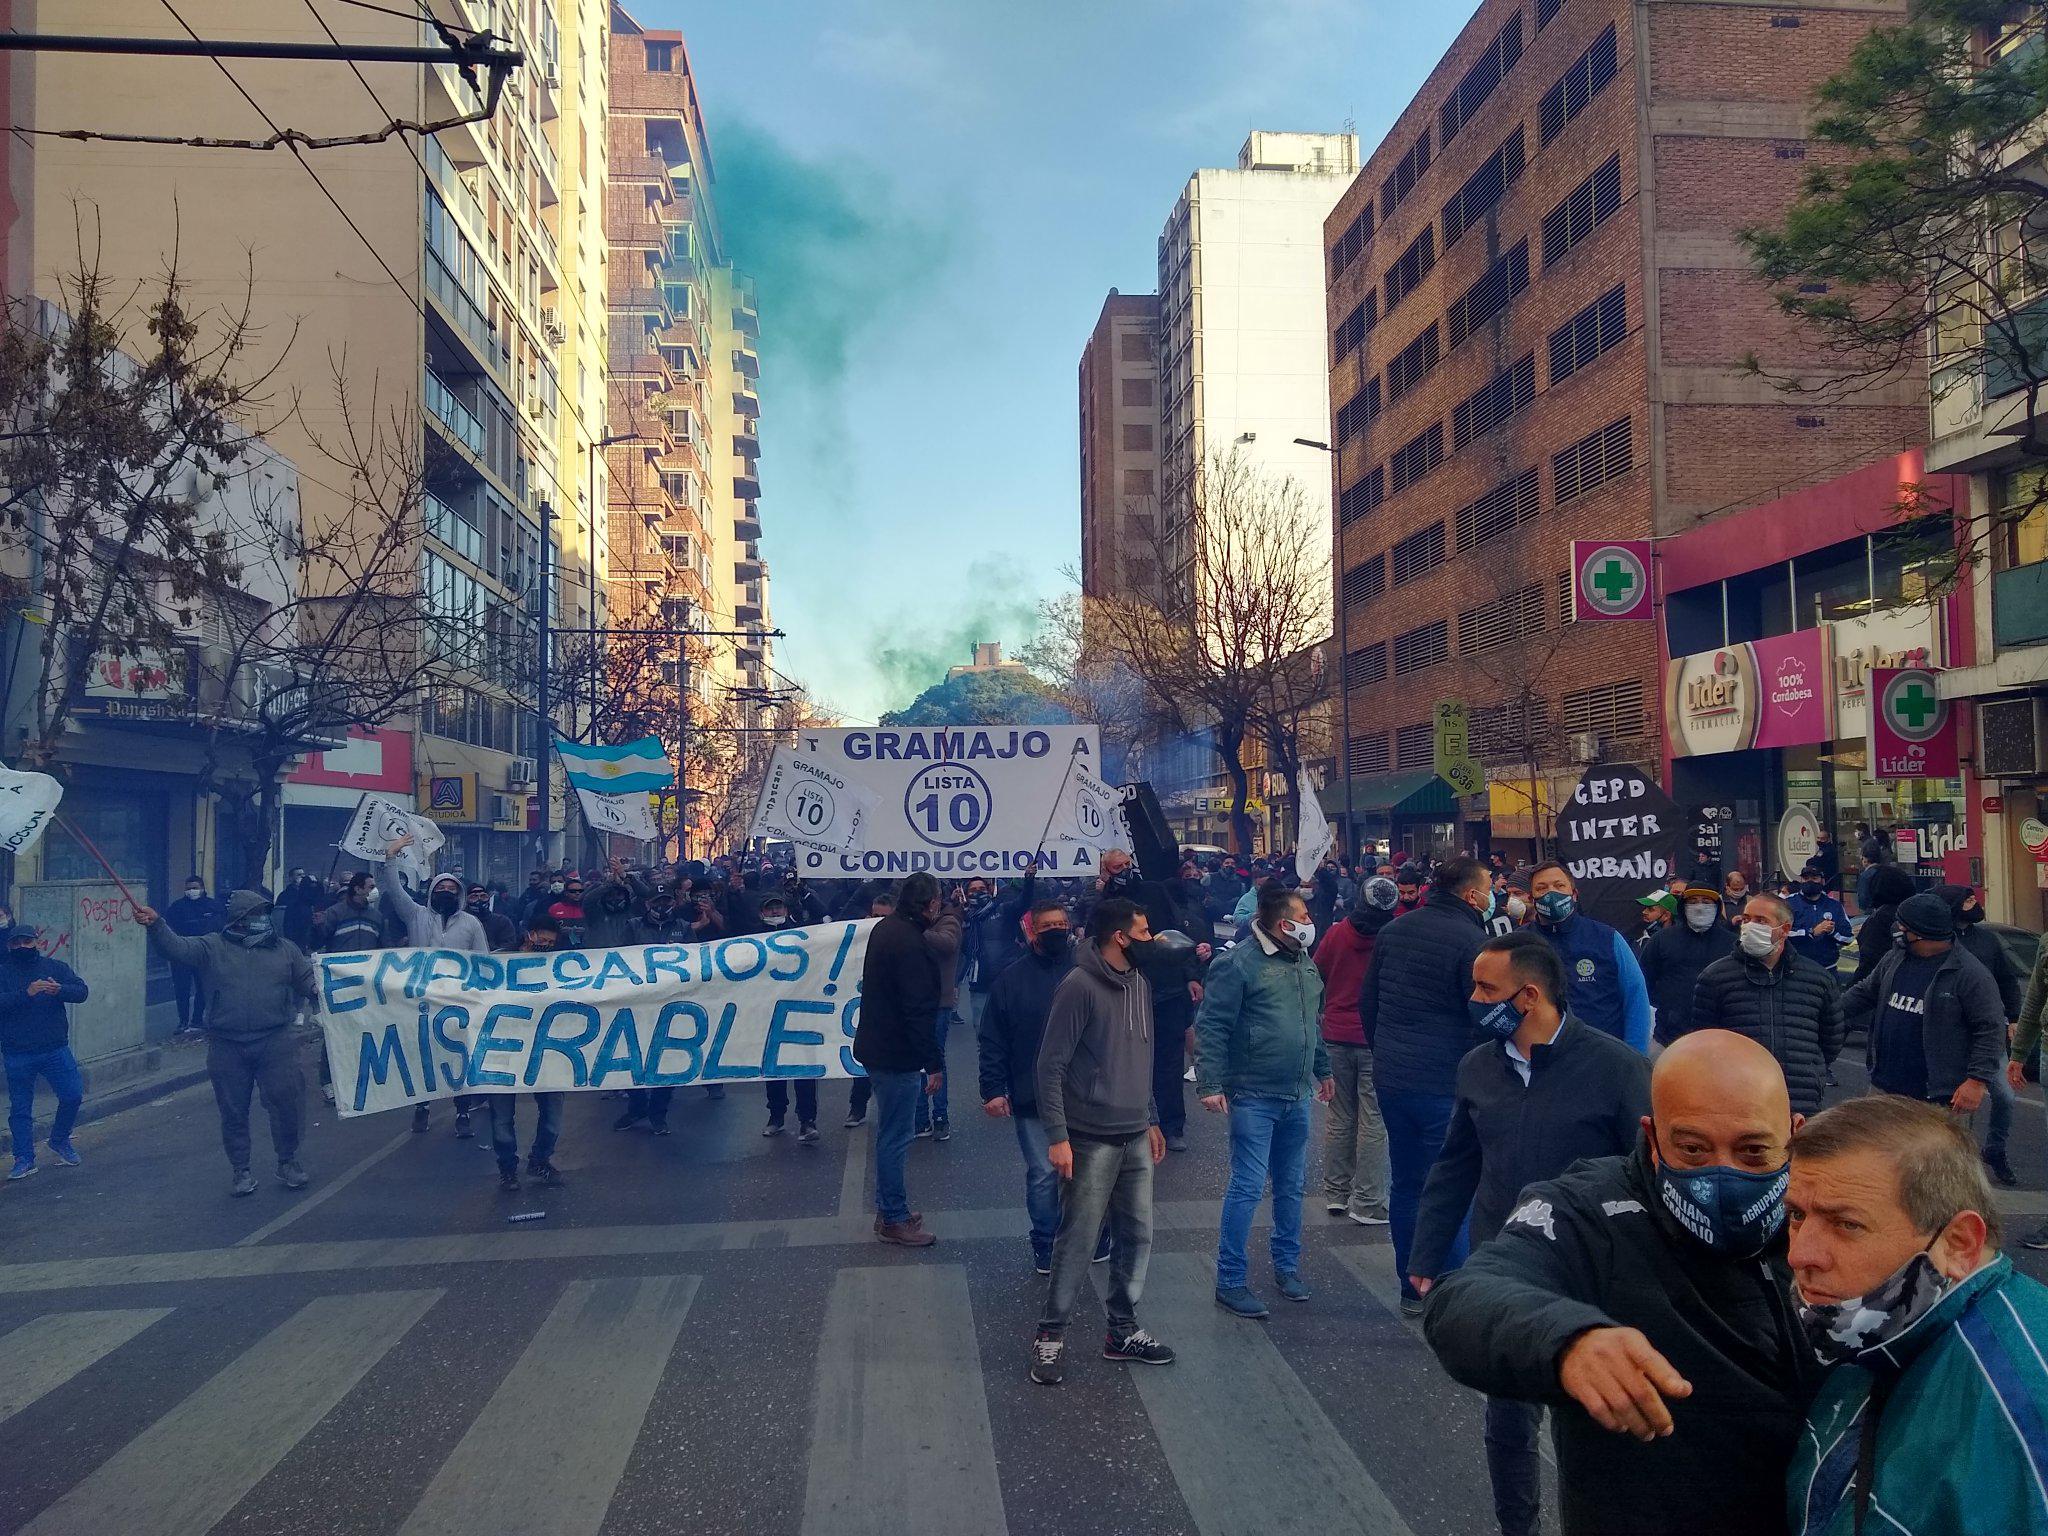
top-left (1324, 0), bottom-right (1911, 859)
top-left (1158, 130), bottom-right (1360, 611)
top-left (1077, 290), bottom-right (1161, 644)
top-left (604, 8), bottom-right (772, 856)
top-left (10, 0), bottom-right (615, 883)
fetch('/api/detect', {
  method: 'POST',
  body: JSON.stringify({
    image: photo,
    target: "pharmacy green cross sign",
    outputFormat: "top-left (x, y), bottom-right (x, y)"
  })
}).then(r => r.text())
top-left (1882, 673), bottom-right (1944, 740)
top-left (1869, 665), bottom-right (1957, 780)
top-left (1572, 540), bottom-right (1652, 621)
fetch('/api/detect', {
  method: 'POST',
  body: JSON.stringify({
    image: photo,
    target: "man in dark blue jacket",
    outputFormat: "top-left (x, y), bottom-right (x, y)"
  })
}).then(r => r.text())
top-left (977, 898), bottom-right (1079, 1273)
top-left (1784, 859), bottom-right (1851, 976)
top-left (1, 925), bottom-right (90, 1180)
top-left (164, 874), bottom-right (225, 1034)
top-left (1411, 932), bottom-right (1649, 1536)
top-left (1357, 855), bottom-right (1493, 1314)
top-left (1527, 863), bottom-right (1652, 1053)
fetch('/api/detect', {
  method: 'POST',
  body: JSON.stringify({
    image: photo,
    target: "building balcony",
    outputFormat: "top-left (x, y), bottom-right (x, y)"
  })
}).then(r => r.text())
top-left (732, 348), bottom-right (759, 381)
top-left (735, 552), bottom-right (762, 581)
top-left (609, 278), bottom-right (665, 315)
top-left (423, 372), bottom-right (485, 458)
top-left (661, 314), bottom-right (702, 353)
top-left (1995, 561), bottom-right (2048, 650)
top-left (734, 474), bottom-right (761, 501)
top-left (735, 503), bottom-right (763, 541)
top-left (1985, 293), bottom-right (2048, 402)
top-left (734, 424), bottom-right (760, 459)
top-left (612, 152), bottom-right (668, 184)
top-left (609, 340), bottom-right (675, 386)
top-left (734, 386), bottom-right (759, 420)
top-left (732, 304), bottom-right (759, 339)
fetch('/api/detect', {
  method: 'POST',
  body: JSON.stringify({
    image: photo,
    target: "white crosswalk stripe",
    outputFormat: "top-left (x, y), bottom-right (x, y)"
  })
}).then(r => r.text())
top-left (0, 1308), bottom-right (170, 1428)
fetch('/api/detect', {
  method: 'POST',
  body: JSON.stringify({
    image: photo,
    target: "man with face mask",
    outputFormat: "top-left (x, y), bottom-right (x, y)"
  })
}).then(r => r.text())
top-left (1358, 856), bottom-right (1495, 1314)
top-left (464, 884), bottom-right (516, 952)
top-left (1785, 860), bottom-right (1852, 977)
top-left (545, 876), bottom-right (588, 949)
top-left (853, 872), bottom-right (947, 1246)
top-left (978, 899), bottom-right (1081, 1273)
top-left (1312, 877), bottom-right (1397, 1227)
top-left (137, 891), bottom-right (319, 1196)
top-left (1840, 891), bottom-right (2005, 1119)
top-left (165, 874), bottom-right (225, 1035)
top-left (0, 925), bottom-right (89, 1180)
top-left (1197, 886), bottom-right (1336, 1318)
top-left (580, 862), bottom-right (646, 950)
top-left (1688, 895), bottom-right (1842, 1115)
top-left (1636, 886), bottom-right (1736, 1048)
top-left (1410, 933), bottom-right (1649, 1536)
top-left (379, 835), bottom-right (489, 1134)
top-left (1424, 1030), bottom-right (1817, 1536)
top-left (1527, 864), bottom-right (1653, 1054)
top-left (1786, 1096), bottom-right (2048, 1534)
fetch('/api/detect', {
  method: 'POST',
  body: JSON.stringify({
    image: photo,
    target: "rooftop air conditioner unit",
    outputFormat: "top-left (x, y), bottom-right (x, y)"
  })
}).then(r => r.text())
top-left (541, 314), bottom-right (565, 348)
top-left (1979, 697), bottom-right (2048, 778)
top-left (507, 757), bottom-right (537, 788)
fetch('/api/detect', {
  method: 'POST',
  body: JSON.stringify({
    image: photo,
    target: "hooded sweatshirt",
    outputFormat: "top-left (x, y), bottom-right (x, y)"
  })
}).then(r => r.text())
top-left (1034, 940), bottom-right (1156, 1144)
top-left (146, 890), bottom-right (317, 1041)
top-left (376, 863), bottom-right (489, 952)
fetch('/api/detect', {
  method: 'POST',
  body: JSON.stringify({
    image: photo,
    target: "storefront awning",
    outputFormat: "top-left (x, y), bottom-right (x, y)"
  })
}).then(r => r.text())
top-left (1317, 771), bottom-right (1456, 819)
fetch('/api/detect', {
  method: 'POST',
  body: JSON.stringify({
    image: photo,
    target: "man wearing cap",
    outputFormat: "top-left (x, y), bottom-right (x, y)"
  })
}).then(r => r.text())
top-left (1839, 891), bottom-right (2005, 1117)
top-left (382, 834), bottom-right (490, 1136)
top-left (1786, 861), bottom-right (1852, 977)
top-left (1634, 890), bottom-right (1676, 953)
top-left (464, 884), bottom-right (517, 951)
top-left (0, 925), bottom-right (88, 1181)
top-left (1638, 888), bottom-right (1737, 1049)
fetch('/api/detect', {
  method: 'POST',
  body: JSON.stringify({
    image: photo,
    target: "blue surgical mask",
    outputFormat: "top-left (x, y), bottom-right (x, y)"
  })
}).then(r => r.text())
top-left (1468, 990), bottom-right (1528, 1042)
top-left (1653, 1138), bottom-right (1789, 1257)
top-left (1535, 891), bottom-right (1575, 925)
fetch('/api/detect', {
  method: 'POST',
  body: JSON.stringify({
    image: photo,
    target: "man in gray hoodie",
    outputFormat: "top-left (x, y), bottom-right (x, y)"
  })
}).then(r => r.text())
top-left (1030, 897), bottom-right (1174, 1385)
top-left (138, 890), bottom-right (318, 1196)
top-left (382, 833), bottom-right (490, 1136)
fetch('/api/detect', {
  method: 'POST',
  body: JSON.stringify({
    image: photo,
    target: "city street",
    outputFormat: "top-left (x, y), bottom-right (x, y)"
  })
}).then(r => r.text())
top-left (0, 1006), bottom-right (2045, 1536)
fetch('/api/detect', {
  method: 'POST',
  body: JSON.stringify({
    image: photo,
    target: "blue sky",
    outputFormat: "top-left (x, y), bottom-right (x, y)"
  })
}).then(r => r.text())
top-left (643, 0), bottom-right (1476, 721)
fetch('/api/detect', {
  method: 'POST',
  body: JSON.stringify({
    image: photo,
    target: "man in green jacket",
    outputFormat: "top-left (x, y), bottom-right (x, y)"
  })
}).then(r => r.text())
top-left (1785, 1094), bottom-right (2048, 1534)
top-left (1197, 883), bottom-right (1335, 1319)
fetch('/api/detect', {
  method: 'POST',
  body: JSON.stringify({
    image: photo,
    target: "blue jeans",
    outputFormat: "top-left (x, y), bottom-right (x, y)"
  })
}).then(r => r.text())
top-left (869, 1069), bottom-right (921, 1224)
top-left (1012, 1111), bottom-right (1062, 1256)
top-left (6, 1046), bottom-right (83, 1156)
top-left (489, 1092), bottom-right (562, 1172)
top-left (915, 1009), bottom-right (954, 1128)
top-left (1984, 1065), bottom-right (2015, 1159)
top-left (1378, 1085), bottom-right (1469, 1301)
top-left (1217, 1093), bottom-right (1311, 1290)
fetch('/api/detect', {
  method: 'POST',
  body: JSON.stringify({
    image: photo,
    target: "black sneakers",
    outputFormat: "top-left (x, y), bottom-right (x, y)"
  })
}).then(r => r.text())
top-left (1030, 1332), bottom-right (1065, 1385)
top-left (933, 1117), bottom-right (952, 1143)
top-left (1104, 1328), bottom-right (1175, 1365)
top-left (2025, 1221), bottom-right (2048, 1252)
top-left (411, 1105), bottom-right (430, 1134)
top-left (528, 1161), bottom-right (564, 1186)
top-left (499, 1167), bottom-right (521, 1191)
top-left (1984, 1149), bottom-right (2019, 1188)
top-left (453, 1110), bottom-right (473, 1140)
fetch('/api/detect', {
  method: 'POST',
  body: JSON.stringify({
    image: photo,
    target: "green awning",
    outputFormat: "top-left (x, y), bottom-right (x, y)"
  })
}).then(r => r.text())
top-left (1317, 771), bottom-right (1456, 818)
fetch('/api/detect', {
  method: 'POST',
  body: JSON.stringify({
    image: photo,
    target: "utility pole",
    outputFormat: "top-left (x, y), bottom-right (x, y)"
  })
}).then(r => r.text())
top-left (534, 498), bottom-right (555, 865)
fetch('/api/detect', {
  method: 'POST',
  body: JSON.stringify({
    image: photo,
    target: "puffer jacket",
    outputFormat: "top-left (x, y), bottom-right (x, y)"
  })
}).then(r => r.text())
top-left (1194, 929), bottom-right (1330, 1100)
top-left (146, 891), bottom-right (318, 1041)
top-left (1636, 918), bottom-right (1736, 1044)
top-left (1688, 946), bottom-right (1844, 1114)
top-left (1789, 1256), bottom-right (2048, 1535)
top-left (1356, 888), bottom-right (1488, 1095)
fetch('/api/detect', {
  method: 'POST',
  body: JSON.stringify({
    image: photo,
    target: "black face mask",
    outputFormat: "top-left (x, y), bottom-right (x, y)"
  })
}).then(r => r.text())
top-left (429, 890), bottom-right (460, 916)
top-left (1033, 929), bottom-right (1071, 960)
top-left (605, 894), bottom-right (629, 912)
top-left (8, 947), bottom-right (37, 967)
top-left (1960, 905), bottom-right (1985, 925)
top-left (1104, 868), bottom-right (1136, 892)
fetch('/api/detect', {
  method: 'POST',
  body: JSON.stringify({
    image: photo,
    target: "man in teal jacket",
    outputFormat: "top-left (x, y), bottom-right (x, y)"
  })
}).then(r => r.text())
top-left (1785, 1094), bottom-right (2048, 1534)
top-left (1197, 883), bottom-right (1335, 1319)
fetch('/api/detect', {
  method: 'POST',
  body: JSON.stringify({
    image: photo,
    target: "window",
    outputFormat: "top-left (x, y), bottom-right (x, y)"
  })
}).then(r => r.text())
top-left (1119, 331), bottom-right (1152, 362)
top-left (1381, 130), bottom-right (1433, 221)
top-left (1343, 552), bottom-right (1387, 608)
top-left (1553, 416), bottom-right (1633, 502)
top-left (1539, 24), bottom-right (1619, 145)
top-left (1348, 732), bottom-right (1392, 775)
top-left (1537, 0), bottom-right (1563, 29)
top-left (1383, 229), bottom-right (1437, 317)
top-left (1122, 423), bottom-right (1155, 452)
top-left (1391, 521), bottom-right (1449, 585)
top-left (1344, 642), bottom-right (1388, 688)
top-left (1440, 15), bottom-right (1525, 146)
top-left (1470, 698), bottom-right (1554, 758)
top-left (1541, 155), bottom-right (1624, 268)
top-left (1389, 422), bottom-right (1445, 493)
top-left (1442, 127), bottom-right (1527, 249)
top-left (1336, 377), bottom-right (1382, 445)
top-left (1452, 352), bottom-right (1536, 448)
top-left (1330, 205), bottom-right (1374, 279)
top-left (1549, 284), bottom-right (1628, 383)
top-left (644, 41), bottom-right (675, 71)
top-left (1447, 240), bottom-right (1530, 348)
top-left (1562, 679), bottom-right (1647, 739)
top-left (1121, 468), bottom-right (1155, 497)
top-left (1333, 293), bottom-right (1378, 362)
top-left (1340, 466), bottom-right (1386, 525)
top-left (1120, 376), bottom-right (1155, 407)
top-left (1385, 323), bottom-right (1441, 402)
top-left (1395, 719), bottom-right (1437, 765)
top-left (1459, 584), bottom-right (1546, 654)
top-left (1456, 469), bottom-right (1542, 550)
top-left (1393, 620), bottom-right (1451, 675)
top-left (1558, 570), bottom-right (1576, 623)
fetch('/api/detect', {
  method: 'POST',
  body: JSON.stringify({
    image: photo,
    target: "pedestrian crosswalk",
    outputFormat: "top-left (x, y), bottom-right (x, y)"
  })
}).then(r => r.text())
top-left (0, 1249), bottom-right (1484, 1536)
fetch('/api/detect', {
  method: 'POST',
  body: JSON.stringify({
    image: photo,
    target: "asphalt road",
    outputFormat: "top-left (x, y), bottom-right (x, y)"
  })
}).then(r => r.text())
top-left (1, 1005), bottom-right (2046, 1536)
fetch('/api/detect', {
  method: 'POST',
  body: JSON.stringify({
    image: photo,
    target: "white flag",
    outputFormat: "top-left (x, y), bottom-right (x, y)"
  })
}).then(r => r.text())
top-left (748, 748), bottom-right (875, 854)
top-left (1054, 763), bottom-right (1125, 850)
top-left (576, 785), bottom-right (660, 842)
top-left (1295, 768), bottom-right (1334, 885)
top-left (339, 793), bottom-right (443, 882)
top-left (0, 762), bottom-right (63, 855)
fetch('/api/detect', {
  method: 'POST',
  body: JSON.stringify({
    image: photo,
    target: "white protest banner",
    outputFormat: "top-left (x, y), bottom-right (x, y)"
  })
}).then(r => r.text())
top-left (1052, 761), bottom-right (1124, 850)
top-left (339, 793), bottom-right (443, 882)
top-left (1295, 768), bottom-right (1335, 884)
top-left (0, 762), bottom-right (63, 855)
top-left (749, 747), bottom-right (877, 854)
top-left (790, 725), bottom-right (1104, 879)
top-left (576, 784), bottom-right (659, 842)
top-left (317, 921), bottom-right (874, 1115)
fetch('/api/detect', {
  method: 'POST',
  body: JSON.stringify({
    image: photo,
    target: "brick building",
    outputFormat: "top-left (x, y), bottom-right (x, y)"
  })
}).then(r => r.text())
top-left (1325, 0), bottom-right (1914, 859)
top-left (1078, 290), bottom-right (1162, 649)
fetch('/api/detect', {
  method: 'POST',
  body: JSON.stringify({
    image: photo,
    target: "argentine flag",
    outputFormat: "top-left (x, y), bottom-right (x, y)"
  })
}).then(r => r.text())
top-left (555, 736), bottom-right (675, 794)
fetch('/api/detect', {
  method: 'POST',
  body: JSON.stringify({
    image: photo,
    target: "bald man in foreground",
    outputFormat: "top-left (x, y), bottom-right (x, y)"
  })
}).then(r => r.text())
top-left (1424, 1030), bottom-right (1820, 1536)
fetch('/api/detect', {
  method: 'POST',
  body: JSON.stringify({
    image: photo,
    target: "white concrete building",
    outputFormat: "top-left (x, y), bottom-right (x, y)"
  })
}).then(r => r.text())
top-left (1156, 130), bottom-right (1360, 612)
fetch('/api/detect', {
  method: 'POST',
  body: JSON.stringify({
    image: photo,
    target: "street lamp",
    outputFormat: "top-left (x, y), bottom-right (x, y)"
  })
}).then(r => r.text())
top-left (1296, 436), bottom-right (1356, 859)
